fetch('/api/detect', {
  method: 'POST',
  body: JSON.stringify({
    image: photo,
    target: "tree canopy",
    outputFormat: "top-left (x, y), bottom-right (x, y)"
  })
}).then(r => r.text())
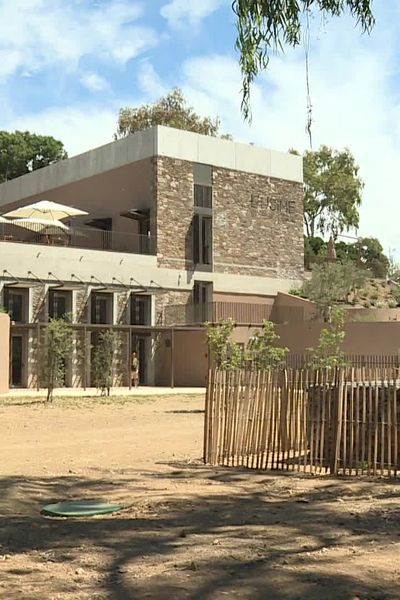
top-left (116, 88), bottom-right (230, 139)
top-left (298, 145), bottom-right (363, 239)
top-left (233, 0), bottom-right (374, 118)
top-left (302, 262), bottom-right (367, 321)
top-left (0, 130), bottom-right (67, 183)
top-left (305, 235), bottom-right (390, 279)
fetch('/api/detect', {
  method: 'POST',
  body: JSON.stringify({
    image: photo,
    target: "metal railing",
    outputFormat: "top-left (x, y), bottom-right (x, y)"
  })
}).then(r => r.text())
top-left (0, 222), bottom-right (153, 255)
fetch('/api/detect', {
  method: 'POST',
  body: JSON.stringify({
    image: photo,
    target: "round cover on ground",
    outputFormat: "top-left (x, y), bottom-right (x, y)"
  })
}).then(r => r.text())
top-left (41, 500), bottom-right (122, 517)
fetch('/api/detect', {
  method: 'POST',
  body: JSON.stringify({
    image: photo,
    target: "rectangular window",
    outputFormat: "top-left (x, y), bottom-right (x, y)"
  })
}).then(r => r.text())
top-left (91, 293), bottom-right (113, 324)
top-left (194, 184), bottom-right (212, 209)
top-left (130, 295), bottom-right (151, 325)
top-left (193, 281), bottom-right (212, 322)
top-left (49, 291), bottom-right (71, 320)
top-left (193, 215), bottom-right (212, 266)
top-left (3, 288), bottom-right (26, 322)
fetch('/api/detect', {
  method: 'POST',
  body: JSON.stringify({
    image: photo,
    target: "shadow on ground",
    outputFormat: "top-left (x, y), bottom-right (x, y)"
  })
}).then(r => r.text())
top-left (0, 465), bottom-right (399, 600)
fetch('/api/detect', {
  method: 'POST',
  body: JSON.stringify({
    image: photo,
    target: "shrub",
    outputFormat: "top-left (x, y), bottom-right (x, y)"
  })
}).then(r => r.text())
top-left (392, 285), bottom-right (400, 305)
top-left (388, 299), bottom-right (397, 309)
top-left (92, 330), bottom-right (116, 396)
top-left (247, 320), bottom-right (288, 369)
top-left (41, 318), bottom-right (73, 402)
top-left (307, 308), bottom-right (348, 369)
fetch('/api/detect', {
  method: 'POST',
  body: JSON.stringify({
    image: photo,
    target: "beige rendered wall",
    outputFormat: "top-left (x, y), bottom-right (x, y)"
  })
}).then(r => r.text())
top-left (0, 313), bottom-right (10, 393)
top-left (155, 330), bottom-right (208, 387)
top-left (271, 292), bottom-right (317, 323)
top-left (275, 321), bottom-right (400, 356)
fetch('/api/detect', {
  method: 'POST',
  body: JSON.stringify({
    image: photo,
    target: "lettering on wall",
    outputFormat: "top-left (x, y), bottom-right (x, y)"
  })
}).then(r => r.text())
top-left (250, 194), bottom-right (296, 216)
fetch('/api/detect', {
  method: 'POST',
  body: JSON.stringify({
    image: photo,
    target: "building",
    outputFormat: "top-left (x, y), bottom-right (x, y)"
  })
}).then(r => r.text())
top-left (0, 126), bottom-right (304, 388)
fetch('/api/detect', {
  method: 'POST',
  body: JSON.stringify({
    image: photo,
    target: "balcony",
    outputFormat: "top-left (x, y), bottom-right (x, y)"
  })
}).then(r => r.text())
top-left (0, 222), bottom-right (153, 255)
top-left (164, 302), bottom-right (274, 326)
top-left (164, 302), bottom-right (308, 326)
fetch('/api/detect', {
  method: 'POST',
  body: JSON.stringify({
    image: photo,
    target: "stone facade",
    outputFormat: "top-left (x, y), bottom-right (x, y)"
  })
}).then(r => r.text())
top-left (212, 168), bottom-right (303, 279)
top-left (155, 290), bottom-right (192, 325)
top-left (155, 156), bottom-right (194, 270)
top-left (154, 157), bottom-right (304, 280)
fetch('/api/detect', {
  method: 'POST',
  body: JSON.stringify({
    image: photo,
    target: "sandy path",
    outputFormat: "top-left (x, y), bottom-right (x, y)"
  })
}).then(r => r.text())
top-left (0, 394), bottom-right (399, 600)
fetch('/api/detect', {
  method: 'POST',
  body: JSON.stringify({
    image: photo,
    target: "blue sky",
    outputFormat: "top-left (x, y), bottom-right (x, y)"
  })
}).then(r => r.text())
top-left (1, 0), bottom-right (400, 256)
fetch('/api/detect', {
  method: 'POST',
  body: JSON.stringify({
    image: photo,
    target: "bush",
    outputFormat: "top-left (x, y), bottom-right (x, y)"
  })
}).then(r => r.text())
top-left (41, 318), bottom-right (73, 402)
top-left (307, 308), bottom-right (348, 369)
top-left (392, 285), bottom-right (400, 305)
top-left (388, 299), bottom-right (397, 309)
top-left (92, 330), bottom-right (116, 396)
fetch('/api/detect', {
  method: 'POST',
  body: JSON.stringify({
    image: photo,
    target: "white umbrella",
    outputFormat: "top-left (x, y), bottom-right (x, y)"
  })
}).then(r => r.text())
top-left (11, 217), bottom-right (69, 233)
top-left (0, 216), bottom-right (10, 223)
top-left (3, 200), bottom-right (88, 221)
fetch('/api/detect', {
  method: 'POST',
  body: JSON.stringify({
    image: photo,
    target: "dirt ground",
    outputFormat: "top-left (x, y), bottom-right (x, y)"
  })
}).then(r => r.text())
top-left (0, 393), bottom-right (399, 600)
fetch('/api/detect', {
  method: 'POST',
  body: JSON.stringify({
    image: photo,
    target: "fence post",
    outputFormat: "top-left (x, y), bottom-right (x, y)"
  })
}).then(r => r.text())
top-left (203, 368), bottom-right (213, 463)
top-left (331, 369), bottom-right (345, 474)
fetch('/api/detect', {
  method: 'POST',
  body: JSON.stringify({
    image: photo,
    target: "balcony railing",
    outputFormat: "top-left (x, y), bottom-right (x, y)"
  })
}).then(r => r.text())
top-left (0, 222), bottom-right (153, 255)
top-left (164, 302), bottom-right (274, 326)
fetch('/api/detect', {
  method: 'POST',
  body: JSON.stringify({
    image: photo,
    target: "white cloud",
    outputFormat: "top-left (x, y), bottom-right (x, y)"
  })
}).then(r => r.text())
top-left (0, 0), bottom-right (157, 83)
top-left (160, 0), bottom-right (226, 28)
top-left (136, 61), bottom-right (166, 98)
top-left (80, 73), bottom-right (109, 93)
top-left (8, 105), bottom-right (118, 157)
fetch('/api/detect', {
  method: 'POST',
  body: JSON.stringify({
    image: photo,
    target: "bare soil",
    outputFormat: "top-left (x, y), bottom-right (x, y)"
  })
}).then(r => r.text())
top-left (0, 394), bottom-right (399, 600)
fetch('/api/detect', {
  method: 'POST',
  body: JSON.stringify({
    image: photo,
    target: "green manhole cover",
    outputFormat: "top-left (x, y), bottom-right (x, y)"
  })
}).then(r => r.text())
top-left (41, 500), bottom-right (122, 517)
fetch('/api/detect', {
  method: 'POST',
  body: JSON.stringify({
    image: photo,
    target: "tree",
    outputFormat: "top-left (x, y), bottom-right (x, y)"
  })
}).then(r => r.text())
top-left (0, 131), bottom-right (67, 183)
top-left (299, 146), bottom-right (364, 239)
top-left (92, 330), bottom-right (116, 396)
top-left (354, 237), bottom-right (390, 279)
top-left (205, 319), bottom-right (243, 370)
top-left (302, 262), bottom-right (366, 321)
top-left (116, 88), bottom-right (230, 139)
top-left (206, 318), bottom-right (287, 370)
top-left (233, 0), bottom-right (374, 119)
top-left (247, 320), bottom-right (288, 369)
top-left (41, 318), bottom-right (73, 402)
top-left (307, 308), bottom-right (348, 368)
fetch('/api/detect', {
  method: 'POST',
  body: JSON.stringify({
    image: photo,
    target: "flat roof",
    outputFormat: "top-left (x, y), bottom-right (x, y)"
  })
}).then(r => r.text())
top-left (0, 125), bottom-right (303, 207)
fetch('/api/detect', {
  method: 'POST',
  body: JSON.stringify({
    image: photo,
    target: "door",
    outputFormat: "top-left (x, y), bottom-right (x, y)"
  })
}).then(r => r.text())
top-left (11, 335), bottom-right (23, 387)
top-left (131, 335), bottom-right (148, 385)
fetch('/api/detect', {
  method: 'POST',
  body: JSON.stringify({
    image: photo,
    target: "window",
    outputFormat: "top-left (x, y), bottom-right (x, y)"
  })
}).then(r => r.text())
top-left (3, 288), bottom-right (26, 322)
top-left (193, 214), bottom-right (212, 266)
top-left (193, 281), bottom-right (212, 322)
top-left (49, 291), bottom-right (71, 320)
top-left (194, 184), bottom-right (212, 209)
top-left (91, 293), bottom-right (113, 324)
top-left (130, 295), bottom-right (151, 325)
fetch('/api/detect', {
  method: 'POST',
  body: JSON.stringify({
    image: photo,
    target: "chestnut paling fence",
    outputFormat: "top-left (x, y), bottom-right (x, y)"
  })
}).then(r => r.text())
top-left (204, 368), bottom-right (400, 477)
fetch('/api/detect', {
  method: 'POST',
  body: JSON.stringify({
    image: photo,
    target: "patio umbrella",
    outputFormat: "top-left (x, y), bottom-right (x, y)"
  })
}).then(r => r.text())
top-left (11, 217), bottom-right (69, 233)
top-left (3, 200), bottom-right (88, 221)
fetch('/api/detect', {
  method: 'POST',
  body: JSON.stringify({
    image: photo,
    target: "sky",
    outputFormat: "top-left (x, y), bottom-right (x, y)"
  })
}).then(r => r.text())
top-left (0, 0), bottom-right (399, 256)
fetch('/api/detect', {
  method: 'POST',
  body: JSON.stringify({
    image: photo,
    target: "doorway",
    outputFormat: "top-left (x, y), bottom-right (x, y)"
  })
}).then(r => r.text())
top-left (131, 334), bottom-right (149, 385)
top-left (10, 335), bottom-right (24, 387)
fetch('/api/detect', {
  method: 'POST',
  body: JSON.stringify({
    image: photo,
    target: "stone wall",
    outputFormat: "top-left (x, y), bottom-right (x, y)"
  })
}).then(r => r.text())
top-left (212, 168), bottom-right (304, 279)
top-left (155, 290), bottom-right (192, 325)
top-left (155, 156), bottom-right (194, 270)
top-left (154, 156), bottom-right (304, 280)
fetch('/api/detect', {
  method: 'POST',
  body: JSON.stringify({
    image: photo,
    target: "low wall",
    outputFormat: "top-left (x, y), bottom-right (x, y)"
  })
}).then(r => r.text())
top-left (155, 330), bottom-right (208, 387)
top-left (271, 292), bottom-right (317, 323)
top-left (275, 321), bottom-right (400, 356)
top-left (0, 313), bottom-right (10, 393)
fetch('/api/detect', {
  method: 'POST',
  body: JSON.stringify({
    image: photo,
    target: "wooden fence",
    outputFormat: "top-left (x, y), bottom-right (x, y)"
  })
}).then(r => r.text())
top-left (204, 368), bottom-right (400, 477)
